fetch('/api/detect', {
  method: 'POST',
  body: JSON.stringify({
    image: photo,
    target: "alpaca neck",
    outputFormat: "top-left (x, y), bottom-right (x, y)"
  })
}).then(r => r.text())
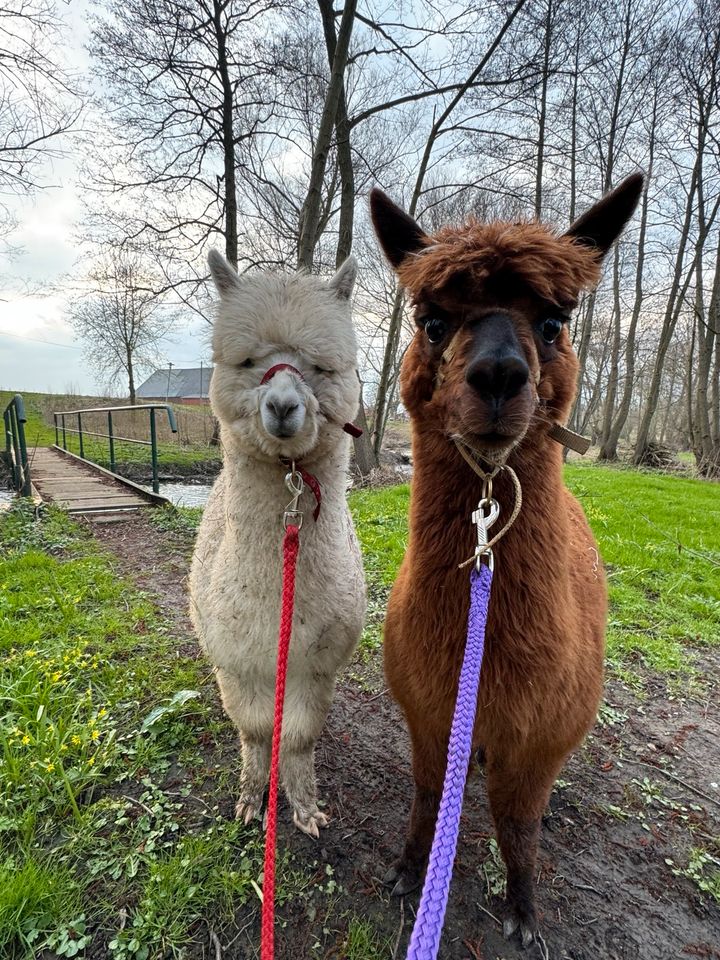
top-left (220, 433), bottom-right (350, 514)
top-left (408, 426), bottom-right (566, 573)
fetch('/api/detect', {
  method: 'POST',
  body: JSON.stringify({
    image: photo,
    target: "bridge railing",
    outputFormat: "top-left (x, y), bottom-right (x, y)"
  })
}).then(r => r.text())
top-left (3, 394), bottom-right (32, 496)
top-left (53, 404), bottom-right (178, 494)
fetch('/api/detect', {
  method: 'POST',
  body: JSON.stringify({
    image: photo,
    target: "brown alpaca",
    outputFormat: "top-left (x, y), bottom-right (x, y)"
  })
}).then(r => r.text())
top-left (370, 175), bottom-right (643, 947)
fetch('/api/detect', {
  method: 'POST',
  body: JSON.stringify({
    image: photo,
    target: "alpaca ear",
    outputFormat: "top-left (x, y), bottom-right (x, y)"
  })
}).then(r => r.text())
top-left (370, 188), bottom-right (428, 269)
top-left (208, 249), bottom-right (240, 296)
top-left (329, 255), bottom-right (357, 300)
top-left (564, 172), bottom-right (645, 257)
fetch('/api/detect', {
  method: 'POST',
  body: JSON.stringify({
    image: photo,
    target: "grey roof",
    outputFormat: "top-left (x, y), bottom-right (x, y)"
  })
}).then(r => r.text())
top-left (136, 367), bottom-right (211, 399)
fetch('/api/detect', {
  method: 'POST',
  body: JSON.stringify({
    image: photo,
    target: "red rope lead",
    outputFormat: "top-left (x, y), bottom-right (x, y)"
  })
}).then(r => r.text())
top-left (260, 523), bottom-right (300, 960)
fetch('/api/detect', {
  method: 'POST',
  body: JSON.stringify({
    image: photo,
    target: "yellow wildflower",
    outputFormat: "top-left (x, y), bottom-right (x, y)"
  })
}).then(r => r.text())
top-left (87, 757), bottom-right (95, 767)
top-left (71, 735), bottom-right (81, 746)
top-left (91, 729), bottom-right (99, 741)
top-left (21, 735), bottom-right (30, 746)
top-left (25, 649), bottom-right (37, 658)
top-left (51, 671), bottom-right (62, 682)
top-left (98, 708), bottom-right (107, 719)
top-left (45, 762), bottom-right (55, 772)
top-left (60, 744), bottom-right (68, 753)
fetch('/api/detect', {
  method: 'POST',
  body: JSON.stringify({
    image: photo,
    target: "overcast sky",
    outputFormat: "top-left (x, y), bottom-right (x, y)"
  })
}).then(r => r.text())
top-left (0, 0), bottom-right (211, 396)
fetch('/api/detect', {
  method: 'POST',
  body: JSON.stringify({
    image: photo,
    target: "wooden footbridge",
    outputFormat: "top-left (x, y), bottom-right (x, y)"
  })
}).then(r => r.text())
top-left (3, 396), bottom-right (177, 519)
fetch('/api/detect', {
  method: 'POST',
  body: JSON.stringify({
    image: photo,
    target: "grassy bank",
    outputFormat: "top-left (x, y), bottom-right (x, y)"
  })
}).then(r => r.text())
top-left (0, 504), bottom-right (303, 958)
top-left (349, 463), bottom-right (720, 672)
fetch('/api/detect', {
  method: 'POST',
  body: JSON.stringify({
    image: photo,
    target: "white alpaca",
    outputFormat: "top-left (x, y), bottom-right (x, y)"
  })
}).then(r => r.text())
top-left (189, 250), bottom-right (366, 838)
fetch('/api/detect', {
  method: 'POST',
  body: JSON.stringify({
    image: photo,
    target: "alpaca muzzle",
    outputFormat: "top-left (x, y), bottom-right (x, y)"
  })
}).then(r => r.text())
top-left (260, 363), bottom-right (363, 439)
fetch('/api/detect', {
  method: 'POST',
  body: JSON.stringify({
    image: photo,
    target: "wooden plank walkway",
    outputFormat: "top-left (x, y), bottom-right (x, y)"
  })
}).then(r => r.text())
top-left (30, 447), bottom-right (163, 516)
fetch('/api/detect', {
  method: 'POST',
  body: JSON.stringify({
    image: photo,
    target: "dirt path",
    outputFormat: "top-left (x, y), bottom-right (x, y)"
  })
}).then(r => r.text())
top-left (90, 513), bottom-right (720, 960)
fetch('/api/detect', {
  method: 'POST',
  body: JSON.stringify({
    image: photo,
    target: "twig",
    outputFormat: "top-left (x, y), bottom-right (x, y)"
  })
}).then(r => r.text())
top-left (534, 932), bottom-right (550, 960)
top-left (476, 901), bottom-right (501, 926)
top-left (621, 758), bottom-right (720, 810)
top-left (638, 513), bottom-right (720, 567)
top-left (365, 687), bottom-right (389, 703)
top-left (566, 880), bottom-right (602, 896)
top-left (391, 898), bottom-right (405, 960)
top-left (210, 930), bottom-right (222, 960)
top-left (121, 794), bottom-right (155, 817)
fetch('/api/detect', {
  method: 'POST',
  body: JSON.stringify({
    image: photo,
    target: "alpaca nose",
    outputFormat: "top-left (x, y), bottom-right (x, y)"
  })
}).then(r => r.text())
top-left (466, 354), bottom-right (529, 405)
top-left (267, 397), bottom-right (299, 422)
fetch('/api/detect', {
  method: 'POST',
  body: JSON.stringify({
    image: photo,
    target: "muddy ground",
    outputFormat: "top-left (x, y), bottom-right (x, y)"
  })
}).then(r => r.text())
top-left (89, 513), bottom-right (720, 960)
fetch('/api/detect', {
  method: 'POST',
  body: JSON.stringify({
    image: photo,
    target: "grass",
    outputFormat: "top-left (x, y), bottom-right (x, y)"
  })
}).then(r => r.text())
top-left (0, 501), bottom-right (302, 959)
top-left (348, 464), bottom-right (720, 674)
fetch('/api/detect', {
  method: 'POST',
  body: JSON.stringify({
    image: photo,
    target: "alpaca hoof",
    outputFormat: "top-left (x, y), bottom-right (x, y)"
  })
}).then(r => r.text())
top-left (293, 809), bottom-right (328, 839)
top-left (502, 911), bottom-right (537, 950)
top-left (384, 862), bottom-right (421, 897)
top-left (235, 797), bottom-right (261, 824)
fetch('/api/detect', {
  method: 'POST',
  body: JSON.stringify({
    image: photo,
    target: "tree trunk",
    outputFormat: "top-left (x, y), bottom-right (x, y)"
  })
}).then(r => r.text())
top-left (534, 0), bottom-right (553, 219)
top-left (212, 0), bottom-right (238, 266)
top-left (297, 0), bottom-right (357, 271)
top-left (600, 92), bottom-right (655, 460)
top-left (127, 347), bottom-right (136, 404)
top-left (633, 153), bottom-right (703, 461)
top-left (597, 244), bottom-right (622, 455)
top-left (318, 0), bottom-right (375, 470)
top-left (694, 232), bottom-right (720, 474)
top-left (318, 0), bottom-right (355, 267)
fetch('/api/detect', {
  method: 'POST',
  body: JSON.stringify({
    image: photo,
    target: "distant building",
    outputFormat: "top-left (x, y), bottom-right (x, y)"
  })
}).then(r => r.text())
top-left (136, 367), bottom-right (211, 405)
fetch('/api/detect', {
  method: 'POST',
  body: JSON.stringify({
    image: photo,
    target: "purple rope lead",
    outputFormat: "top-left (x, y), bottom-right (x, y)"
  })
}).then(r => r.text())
top-left (406, 562), bottom-right (493, 960)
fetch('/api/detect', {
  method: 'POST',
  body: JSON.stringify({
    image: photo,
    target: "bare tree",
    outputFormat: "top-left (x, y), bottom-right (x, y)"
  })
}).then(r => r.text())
top-left (69, 251), bottom-right (176, 402)
top-left (0, 0), bottom-right (81, 238)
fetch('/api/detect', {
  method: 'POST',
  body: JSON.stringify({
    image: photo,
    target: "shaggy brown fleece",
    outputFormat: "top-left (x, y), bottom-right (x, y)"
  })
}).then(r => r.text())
top-left (397, 221), bottom-right (602, 307)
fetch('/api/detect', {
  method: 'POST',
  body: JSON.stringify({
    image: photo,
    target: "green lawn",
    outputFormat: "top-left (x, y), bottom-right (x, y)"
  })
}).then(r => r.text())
top-left (0, 504), bottom-right (285, 958)
top-left (350, 464), bottom-right (720, 672)
top-left (1, 463), bottom-right (718, 956)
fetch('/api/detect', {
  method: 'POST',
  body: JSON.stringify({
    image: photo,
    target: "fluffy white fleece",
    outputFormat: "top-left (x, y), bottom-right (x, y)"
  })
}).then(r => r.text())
top-left (189, 251), bottom-right (367, 837)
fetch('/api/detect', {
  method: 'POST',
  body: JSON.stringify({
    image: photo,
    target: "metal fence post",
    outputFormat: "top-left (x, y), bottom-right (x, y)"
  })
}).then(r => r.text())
top-left (77, 412), bottom-right (84, 459)
top-left (54, 413), bottom-right (59, 447)
top-left (149, 406), bottom-right (159, 494)
top-left (62, 414), bottom-right (67, 450)
top-left (108, 410), bottom-right (115, 473)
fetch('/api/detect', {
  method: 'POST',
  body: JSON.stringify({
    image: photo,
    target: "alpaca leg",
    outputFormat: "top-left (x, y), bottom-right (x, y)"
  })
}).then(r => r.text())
top-left (280, 678), bottom-right (333, 838)
top-left (236, 737), bottom-right (270, 823)
top-left (281, 742), bottom-right (328, 838)
top-left (385, 721), bottom-right (447, 896)
top-left (485, 751), bottom-right (563, 947)
top-left (215, 669), bottom-right (272, 823)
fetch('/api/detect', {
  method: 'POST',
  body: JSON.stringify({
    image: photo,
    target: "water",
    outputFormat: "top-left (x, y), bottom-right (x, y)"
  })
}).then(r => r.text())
top-left (162, 482), bottom-right (213, 508)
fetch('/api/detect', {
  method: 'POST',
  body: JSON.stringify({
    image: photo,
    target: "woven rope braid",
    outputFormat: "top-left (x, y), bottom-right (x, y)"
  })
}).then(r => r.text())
top-left (406, 563), bottom-right (493, 959)
top-left (260, 524), bottom-right (300, 960)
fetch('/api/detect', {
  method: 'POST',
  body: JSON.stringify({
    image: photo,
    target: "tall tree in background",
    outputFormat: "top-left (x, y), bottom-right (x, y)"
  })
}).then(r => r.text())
top-left (85, 0), bottom-right (277, 306)
top-left (69, 251), bottom-right (175, 401)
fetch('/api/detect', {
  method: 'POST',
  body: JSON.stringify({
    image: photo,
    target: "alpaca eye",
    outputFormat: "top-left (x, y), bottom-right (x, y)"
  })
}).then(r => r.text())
top-left (425, 318), bottom-right (447, 344)
top-left (238, 358), bottom-right (254, 368)
top-left (314, 365), bottom-right (335, 375)
top-left (538, 317), bottom-right (563, 344)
